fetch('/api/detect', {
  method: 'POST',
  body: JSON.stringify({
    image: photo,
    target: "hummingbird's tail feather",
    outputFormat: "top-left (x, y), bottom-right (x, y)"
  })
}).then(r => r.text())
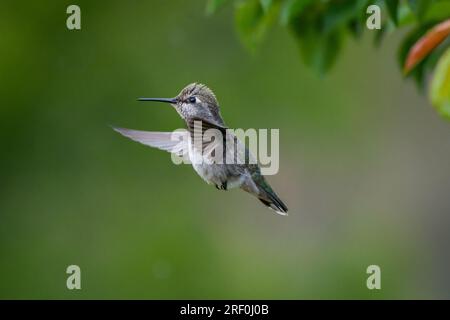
top-left (257, 188), bottom-right (288, 216)
top-left (241, 176), bottom-right (288, 215)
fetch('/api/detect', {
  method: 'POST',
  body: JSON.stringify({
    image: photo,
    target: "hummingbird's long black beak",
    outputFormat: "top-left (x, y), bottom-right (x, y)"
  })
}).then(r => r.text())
top-left (137, 97), bottom-right (177, 104)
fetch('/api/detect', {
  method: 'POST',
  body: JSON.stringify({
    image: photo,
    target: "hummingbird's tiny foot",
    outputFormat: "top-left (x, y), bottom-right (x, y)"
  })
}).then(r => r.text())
top-left (215, 182), bottom-right (228, 190)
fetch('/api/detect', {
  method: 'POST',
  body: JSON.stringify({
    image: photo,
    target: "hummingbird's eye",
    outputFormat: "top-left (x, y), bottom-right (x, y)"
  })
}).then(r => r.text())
top-left (188, 96), bottom-right (197, 103)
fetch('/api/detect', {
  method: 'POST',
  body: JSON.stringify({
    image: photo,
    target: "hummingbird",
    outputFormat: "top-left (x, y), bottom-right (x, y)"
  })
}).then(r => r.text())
top-left (113, 83), bottom-right (288, 215)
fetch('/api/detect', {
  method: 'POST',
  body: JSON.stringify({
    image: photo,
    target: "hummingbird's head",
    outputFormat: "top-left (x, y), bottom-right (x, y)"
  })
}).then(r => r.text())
top-left (138, 83), bottom-right (225, 126)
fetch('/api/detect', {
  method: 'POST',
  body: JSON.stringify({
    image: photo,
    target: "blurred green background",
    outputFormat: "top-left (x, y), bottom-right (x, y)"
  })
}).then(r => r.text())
top-left (1, 0), bottom-right (450, 299)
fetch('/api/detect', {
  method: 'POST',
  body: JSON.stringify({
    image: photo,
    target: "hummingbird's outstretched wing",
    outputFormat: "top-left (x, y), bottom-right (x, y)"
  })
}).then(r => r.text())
top-left (113, 127), bottom-right (188, 156)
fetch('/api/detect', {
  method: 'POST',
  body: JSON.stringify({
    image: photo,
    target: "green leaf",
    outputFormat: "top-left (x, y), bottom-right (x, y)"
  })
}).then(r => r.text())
top-left (280, 0), bottom-right (314, 26)
top-left (397, 2), bottom-right (417, 27)
top-left (206, 0), bottom-right (228, 15)
top-left (407, 0), bottom-right (433, 22)
top-left (291, 21), bottom-right (344, 75)
top-left (384, 0), bottom-right (399, 25)
top-left (327, 0), bottom-right (372, 33)
top-left (348, 18), bottom-right (364, 40)
top-left (235, 0), bottom-right (276, 51)
top-left (426, 37), bottom-right (450, 72)
top-left (373, 24), bottom-right (387, 48)
top-left (430, 48), bottom-right (450, 120)
top-left (425, 0), bottom-right (450, 22)
top-left (260, 0), bottom-right (272, 13)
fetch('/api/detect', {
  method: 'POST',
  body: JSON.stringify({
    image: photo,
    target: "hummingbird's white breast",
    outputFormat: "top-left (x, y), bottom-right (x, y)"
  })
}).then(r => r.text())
top-left (187, 136), bottom-right (246, 189)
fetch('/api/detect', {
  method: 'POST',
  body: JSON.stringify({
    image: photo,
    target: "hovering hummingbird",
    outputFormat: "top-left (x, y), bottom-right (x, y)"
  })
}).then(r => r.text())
top-left (113, 83), bottom-right (288, 215)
